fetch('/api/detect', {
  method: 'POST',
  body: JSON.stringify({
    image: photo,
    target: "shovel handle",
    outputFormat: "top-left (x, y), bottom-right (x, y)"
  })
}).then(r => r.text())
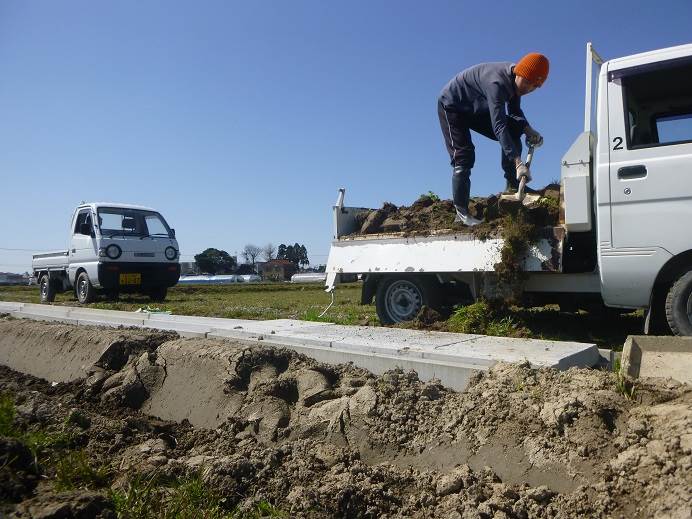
top-left (516, 176), bottom-right (527, 201)
top-left (525, 144), bottom-right (535, 168)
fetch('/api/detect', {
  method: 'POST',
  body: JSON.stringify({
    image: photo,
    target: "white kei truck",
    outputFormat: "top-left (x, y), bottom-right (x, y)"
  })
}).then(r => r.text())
top-left (325, 42), bottom-right (692, 336)
top-left (32, 203), bottom-right (181, 304)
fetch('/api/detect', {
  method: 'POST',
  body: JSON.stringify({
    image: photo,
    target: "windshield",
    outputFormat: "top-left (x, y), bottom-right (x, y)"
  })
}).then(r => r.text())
top-left (96, 207), bottom-right (173, 238)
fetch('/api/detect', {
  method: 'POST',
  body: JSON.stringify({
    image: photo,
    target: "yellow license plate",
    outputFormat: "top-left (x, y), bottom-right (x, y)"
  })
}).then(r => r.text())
top-left (119, 273), bottom-right (141, 285)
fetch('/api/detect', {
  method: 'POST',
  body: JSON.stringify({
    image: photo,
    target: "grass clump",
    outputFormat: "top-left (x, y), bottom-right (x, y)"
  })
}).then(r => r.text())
top-left (53, 450), bottom-right (111, 491)
top-left (494, 211), bottom-right (540, 290)
top-left (0, 392), bottom-right (17, 436)
top-left (110, 472), bottom-right (285, 519)
top-left (446, 300), bottom-right (530, 338)
top-left (613, 358), bottom-right (637, 400)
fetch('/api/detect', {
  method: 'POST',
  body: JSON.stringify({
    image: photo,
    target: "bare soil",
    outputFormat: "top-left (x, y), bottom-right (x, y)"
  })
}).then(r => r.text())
top-left (1, 321), bottom-right (691, 518)
top-left (350, 185), bottom-right (561, 237)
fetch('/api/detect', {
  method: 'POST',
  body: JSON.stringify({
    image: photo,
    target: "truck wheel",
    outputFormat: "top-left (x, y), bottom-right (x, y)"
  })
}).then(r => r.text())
top-left (148, 287), bottom-right (167, 303)
top-left (76, 272), bottom-right (96, 304)
top-left (39, 274), bottom-right (56, 303)
top-left (375, 276), bottom-right (437, 325)
top-left (665, 269), bottom-right (692, 336)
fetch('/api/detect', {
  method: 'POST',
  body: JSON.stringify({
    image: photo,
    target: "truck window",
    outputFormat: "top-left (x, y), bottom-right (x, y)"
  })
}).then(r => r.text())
top-left (144, 214), bottom-right (170, 236)
top-left (98, 209), bottom-right (145, 236)
top-left (96, 208), bottom-right (171, 237)
top-left (73, 210), bottom-right (92, 234)
top-left (623, 59), bottom-right (692, 148)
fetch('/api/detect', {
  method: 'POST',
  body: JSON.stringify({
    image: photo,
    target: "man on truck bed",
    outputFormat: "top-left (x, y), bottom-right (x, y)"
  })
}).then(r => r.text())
top-left (438, 53), bottom-right (549, 226)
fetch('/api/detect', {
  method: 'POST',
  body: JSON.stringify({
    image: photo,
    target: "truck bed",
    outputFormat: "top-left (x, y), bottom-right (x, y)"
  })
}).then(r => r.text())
top-left (324, 189), bottom-right (567, 292)
top-left (32, 251), bottom-right (69, 270)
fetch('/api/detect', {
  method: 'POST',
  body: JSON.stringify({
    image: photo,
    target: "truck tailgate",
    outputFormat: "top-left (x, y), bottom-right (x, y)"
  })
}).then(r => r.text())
top-left (327, 229), bottom-right (562, 276)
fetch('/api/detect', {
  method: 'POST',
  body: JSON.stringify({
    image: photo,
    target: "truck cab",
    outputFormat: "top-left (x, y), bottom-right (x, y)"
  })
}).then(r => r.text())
top-left (593, 44), bottom-right (692, 334)
top-left (33, 203), bottom-right (181, 304)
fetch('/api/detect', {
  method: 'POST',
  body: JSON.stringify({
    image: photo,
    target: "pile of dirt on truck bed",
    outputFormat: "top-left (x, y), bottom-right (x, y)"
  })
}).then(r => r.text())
top-left (351, 184), bottom-right (561, 237)
top-left (1, 321), bottom-right (691, 518)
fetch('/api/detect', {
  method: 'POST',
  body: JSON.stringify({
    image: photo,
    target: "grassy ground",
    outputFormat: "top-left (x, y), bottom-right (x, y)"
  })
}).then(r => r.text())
top-left (0, 283), bottom-right (375, 326)
top-left (0, 284), bottom-right (643, 349)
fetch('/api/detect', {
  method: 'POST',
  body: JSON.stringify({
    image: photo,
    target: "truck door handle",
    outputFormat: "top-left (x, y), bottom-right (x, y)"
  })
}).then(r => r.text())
top-left (618, 165), bottom-right (647, 179)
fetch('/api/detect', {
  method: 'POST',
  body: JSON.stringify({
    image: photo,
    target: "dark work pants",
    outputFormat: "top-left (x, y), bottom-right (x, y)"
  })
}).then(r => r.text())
top-left (438, 101), bottom-right (524, 212)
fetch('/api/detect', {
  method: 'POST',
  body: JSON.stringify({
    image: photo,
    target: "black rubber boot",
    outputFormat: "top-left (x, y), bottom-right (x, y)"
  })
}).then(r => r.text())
top-left (452, 167), bottom-right (471, 214)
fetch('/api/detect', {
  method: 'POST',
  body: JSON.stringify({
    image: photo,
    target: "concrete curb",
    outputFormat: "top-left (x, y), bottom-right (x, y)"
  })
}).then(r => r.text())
top-left (0, 301), bottom-right (601, 391)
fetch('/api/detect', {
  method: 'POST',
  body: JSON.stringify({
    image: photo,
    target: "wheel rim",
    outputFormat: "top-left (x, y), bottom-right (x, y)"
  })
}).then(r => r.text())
top-left (384, 280), bottom-right (423, 323)
top-left (41, 280), bottom-right (48, 298)
top-left (78, 279), bottom-right (88, 300)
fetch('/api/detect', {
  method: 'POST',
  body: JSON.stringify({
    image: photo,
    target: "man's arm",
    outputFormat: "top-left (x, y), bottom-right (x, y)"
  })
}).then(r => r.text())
top-left (508, 96), bottom-right (529, 130)
top-left (486, 81), bottom-right (521, 161)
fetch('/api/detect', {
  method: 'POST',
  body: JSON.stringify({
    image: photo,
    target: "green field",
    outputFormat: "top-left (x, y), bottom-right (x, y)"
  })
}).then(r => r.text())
top-left (0, 283), bottom-right (643, 349)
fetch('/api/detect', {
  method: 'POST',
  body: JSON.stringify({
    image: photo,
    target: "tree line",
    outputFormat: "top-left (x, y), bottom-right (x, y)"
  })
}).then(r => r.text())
top-left (193, 242), bottom-right (309, 275)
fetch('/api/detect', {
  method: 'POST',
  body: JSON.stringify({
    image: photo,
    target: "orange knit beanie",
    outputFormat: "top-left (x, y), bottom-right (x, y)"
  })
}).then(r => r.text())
top-left (515, 53), bottom-right (549, 87)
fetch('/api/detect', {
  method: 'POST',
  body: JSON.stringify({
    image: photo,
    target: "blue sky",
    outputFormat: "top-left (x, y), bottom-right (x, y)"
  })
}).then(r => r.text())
top-left (1, 1), bottom-right (691, 272)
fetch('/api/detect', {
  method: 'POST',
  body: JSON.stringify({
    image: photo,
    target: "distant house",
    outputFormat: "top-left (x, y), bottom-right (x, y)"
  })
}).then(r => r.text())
top-left (259, 259), bottom-right (298, 281)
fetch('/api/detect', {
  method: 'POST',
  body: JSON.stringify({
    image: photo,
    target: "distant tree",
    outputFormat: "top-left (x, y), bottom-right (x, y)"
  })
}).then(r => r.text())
top-left (298, 244), bottom-right (309, 268)
top-left (261, 243), bottom-right (276, 262)
top-left (277, 242), bottom-right (309, 268)
top-left (242, 244), bottom-right (262, 266)
top-left (194, 248), bottom-right (237, 275)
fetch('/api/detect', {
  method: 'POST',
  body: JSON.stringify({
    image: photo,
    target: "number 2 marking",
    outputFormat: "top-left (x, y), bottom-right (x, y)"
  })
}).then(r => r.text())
top-left (613, 137), bottom-right (624, 150)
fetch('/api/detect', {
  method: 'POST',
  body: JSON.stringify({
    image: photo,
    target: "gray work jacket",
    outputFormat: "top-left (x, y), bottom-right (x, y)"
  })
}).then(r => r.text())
top-left (439, 62), bottom-right (529, 159)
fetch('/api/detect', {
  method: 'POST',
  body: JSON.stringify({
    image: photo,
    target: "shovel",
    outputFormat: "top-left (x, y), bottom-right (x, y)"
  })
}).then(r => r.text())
top-left (500, 144), bottom-right (542, 206)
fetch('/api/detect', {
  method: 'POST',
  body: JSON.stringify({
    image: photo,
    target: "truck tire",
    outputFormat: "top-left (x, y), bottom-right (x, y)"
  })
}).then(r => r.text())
top-left (148, 286), bottom-right (167, 303)
top-left (375, 276), bottom-right (437, 325)
top-left (665, 269), bottom-right (692, 336)
top-left (39, 274), bottom-right (56, 303)
top-left (75, 271), bottom-right (96, 304)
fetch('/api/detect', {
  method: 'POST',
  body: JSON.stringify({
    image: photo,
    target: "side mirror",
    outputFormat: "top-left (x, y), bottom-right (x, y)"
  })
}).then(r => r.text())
top-left (79, 223), bottom-right (92, 236)
top-left (171, 228), bottom-right (176, 238)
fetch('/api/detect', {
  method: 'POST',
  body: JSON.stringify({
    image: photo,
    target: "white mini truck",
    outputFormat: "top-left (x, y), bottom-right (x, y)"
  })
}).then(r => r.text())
top-left (325, 42), bottom-right (692, 336)
top-left (33, 203), bottom-right (181, 304)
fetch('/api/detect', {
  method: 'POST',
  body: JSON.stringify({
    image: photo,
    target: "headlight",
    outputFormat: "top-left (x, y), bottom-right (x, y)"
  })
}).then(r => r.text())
top-left (105, 244), bottom-right (122, 259)
top-left (165, 246), bottom-right (178, 260)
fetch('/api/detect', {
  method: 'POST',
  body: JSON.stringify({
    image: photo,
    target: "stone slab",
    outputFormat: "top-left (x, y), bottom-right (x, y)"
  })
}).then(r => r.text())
top-left (621, 335), bottom-right (692, 384)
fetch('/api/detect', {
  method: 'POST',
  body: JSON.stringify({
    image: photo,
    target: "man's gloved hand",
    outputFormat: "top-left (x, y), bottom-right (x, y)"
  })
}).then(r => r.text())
top-left (525, 126), bottom-right (543, 148)
top-left (516, 161), bottom-right (532, 182)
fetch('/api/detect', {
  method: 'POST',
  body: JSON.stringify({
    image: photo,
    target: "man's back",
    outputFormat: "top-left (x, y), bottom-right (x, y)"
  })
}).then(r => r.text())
top-left (439, 62), bottom-right (515, 114)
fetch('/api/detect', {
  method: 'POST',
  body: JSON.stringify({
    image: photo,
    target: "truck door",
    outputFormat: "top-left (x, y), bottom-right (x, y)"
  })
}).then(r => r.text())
top-left (607, 56), bottom-right (692, 253)
top-left (70, 209), bottom-right (98, 268)
top-left (601, 55), bottom-right (692, 308)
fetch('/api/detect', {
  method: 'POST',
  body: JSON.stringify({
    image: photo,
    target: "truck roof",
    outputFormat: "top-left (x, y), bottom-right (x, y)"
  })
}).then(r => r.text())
top-left (608, 42), bottom-right (692, 70)
top-left (78, 202), bottom-right (159, 212)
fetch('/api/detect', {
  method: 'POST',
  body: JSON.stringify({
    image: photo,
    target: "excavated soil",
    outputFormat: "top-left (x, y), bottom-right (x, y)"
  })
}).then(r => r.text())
top-left (350, 185), bottom-right (561, 238)
top-left (1, 321), bottom-right (691, 518)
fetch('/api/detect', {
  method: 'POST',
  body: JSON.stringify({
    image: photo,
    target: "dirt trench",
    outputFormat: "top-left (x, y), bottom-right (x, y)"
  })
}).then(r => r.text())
top-left (1, 318), bottom-right (691, 518)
